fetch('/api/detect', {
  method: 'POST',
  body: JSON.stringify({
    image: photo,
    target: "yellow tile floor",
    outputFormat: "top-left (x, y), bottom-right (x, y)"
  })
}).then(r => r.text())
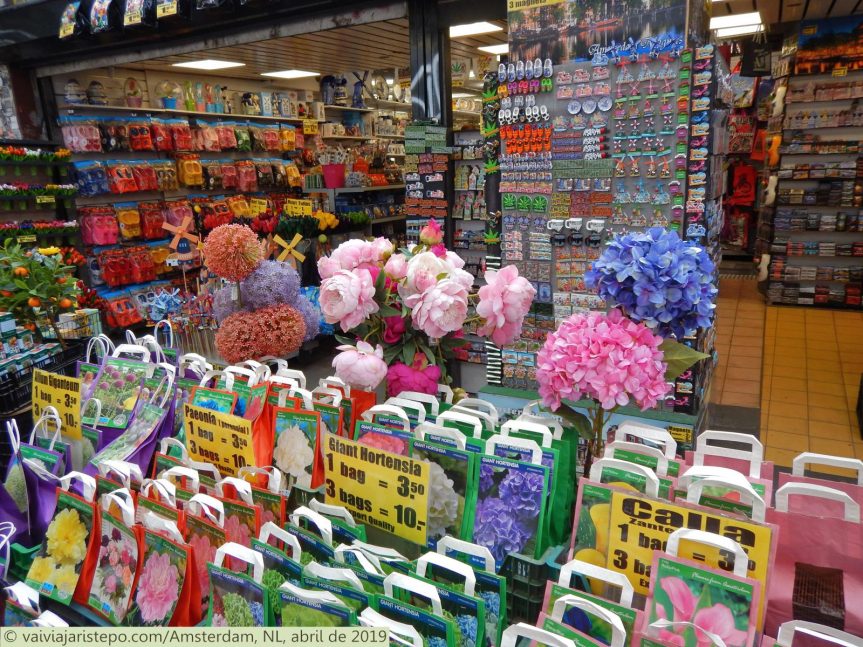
top-left (711, 278), bottom-right (863, 467)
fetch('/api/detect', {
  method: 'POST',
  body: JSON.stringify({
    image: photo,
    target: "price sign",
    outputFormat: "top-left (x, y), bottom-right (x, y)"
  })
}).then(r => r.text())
top-left (324, 433), bottom-right (429, 544)
top-left (303, 119), bottom-right (319, 135)
top-left (123, 9), bottom-right (141, 25)
top-left (35, 195), bottom-right (56, 206)
top-left (286, 199), bottom-right (313, 217)
top-left (59, 22), bottom-right (75, 38)
top-left (17, 235), bottom-right (37, 244)
top-left (184, 403), bottom-right (255, 476)
top-left (249, 197), bottom-right (269, 216)
top-left (32, 369), bottom-right (82, 440)
top-left (833, 66), bottom-right (848, 77)
top-left (156, 0), bottom-right (177, 17)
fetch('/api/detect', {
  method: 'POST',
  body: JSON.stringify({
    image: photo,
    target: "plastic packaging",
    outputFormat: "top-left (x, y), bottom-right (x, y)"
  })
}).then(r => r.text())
top-left (163, 198), bottom-right (194, 227)
top-left (151, 118), bottom-right (174, 152)
top-left (128, 117), bottom-right (155, 151)
top-left (176, 153), bottom-right (203, 188)
top-left (153, 160), bottom-right (179, 191)
top-left (221, 161), bottom-right (238, 189)
top-left (115, 202), bottom-right (142, 240)
top-left (61, 116), bottom-right (102, 152)
top-left (255, 161), bottom-right (273, 189)
top-left (73, 160), bottom-right (110, 196)
top-left (193, 120), bottom-right (221, 152)
top-left (215, 122), bottom-right (237, 150)
top-left (168, 118), bottom-right (193, 151)
top-left (202, 160), bottom-right (223, 190)
top-left (236, 160), bottom-right (257, 192)
top-left (131, 160), bottom-right (159, 192)
top-left (100, 118), bottom-right (130, 152)
top-left (106, 160), bottom-right (139, 193)
top-left (79, 205), bottom-right (119, 245)
top-left (234, 123), bottom-right (251, 152)
top-left (139, 201), bottom-right (166, 239)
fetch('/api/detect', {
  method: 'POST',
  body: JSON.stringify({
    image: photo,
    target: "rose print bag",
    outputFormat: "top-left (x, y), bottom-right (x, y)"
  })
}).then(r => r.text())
top-left (183, 493), bottom-right (227, 615)
top-left (214, 477), bottom-right (262, 551)
top-left (238, 466), bottom-right (287, 527)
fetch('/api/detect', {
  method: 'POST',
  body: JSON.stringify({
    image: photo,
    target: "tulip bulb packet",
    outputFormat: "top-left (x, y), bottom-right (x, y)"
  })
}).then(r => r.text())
top-left (645, 554), bottom-right (760, 647)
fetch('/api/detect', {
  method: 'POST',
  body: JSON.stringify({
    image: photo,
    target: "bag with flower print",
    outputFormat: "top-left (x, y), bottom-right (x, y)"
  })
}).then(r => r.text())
top-left (136, 478), bottom-right (186, 535)
top-left (95, 460), bottom-right (144, 501)
top-left (183, 493), bottom-right (227, 615)
top-left (272, 403), bottom-right (323, 490)
top-left (317, 376), bottom-right (375, 440)
top-left (207, 543), bottom-right (273, 627)
top-left (126, 512), bottom-right (202, 627)
top-left (307, 499), bottom-right (368, 545)
top-left (238, 467), bottom-right (287, 527)
top-left (3, 581), bottom-right (41, 627)
top-left (214, 478), bottom-right (262, 552)
top-left (537, 595), bottom-right (629, 647)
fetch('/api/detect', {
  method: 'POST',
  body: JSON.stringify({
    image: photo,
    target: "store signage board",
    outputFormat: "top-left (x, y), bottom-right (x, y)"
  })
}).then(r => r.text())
top-left (183, 403), bottom-right (255, 476)
top-left (324, 433), bottom-right (429, 544)
top-left (303, 119), bottom-right (319, 135)
top-left (286, 199), bottom-right (313, 216)
top-left (32, 369), bottom-right (82, 440)
top-left (156, 0), bottom-right (177, 17)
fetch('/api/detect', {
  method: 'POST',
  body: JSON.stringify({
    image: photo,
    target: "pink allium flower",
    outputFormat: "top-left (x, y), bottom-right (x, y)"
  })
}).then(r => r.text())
top-left (358, 432), bottom-right (407, 456)
top-left (536, 309), bottom-right (670, 411)
top-left (135, 552), bottom-right (180, 623)
top-left (476, 265), bottom-right (536, 347)
top-left (661, 576), bottom-right (698, 622)
top-left (386, 358), bottom-right (442, 397)
top-left (384, 253), bottom-right (408, 280)
top-left (319, 269), bottom-right (379, 332)
top-left (104, 574), bottom-right (117, 595)
top-left (332, 341), bottom-right (388, 391)
top-left (408, 278), bottom-right (468, 339)
top-left (203, 224), bottom-right (263, 282)
top-left (383, 315), bottom-right (406, 344)
top-left (419, 218), bottom-right (444, 245)
top-left (692, 604), bottom-right (750, 647)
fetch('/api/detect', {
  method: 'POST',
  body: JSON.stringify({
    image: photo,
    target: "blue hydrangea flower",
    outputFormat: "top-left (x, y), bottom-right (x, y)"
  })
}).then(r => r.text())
top-left (456, 614), bottom-right (478, 647)
top-left (479, 464), bottom-right (495, 493)
top-left (479, 591), bottom-right (500, 617)
top-left (585, 227), bottom-right (717, 338)
top-left (429, 637), bottom-right (448, 647)
top-left (472, 497), bottom-right (531, 564)
top-left (249, 601), bottom-right (264, 626)
top-left (498, 470), bottom-right (544, 521)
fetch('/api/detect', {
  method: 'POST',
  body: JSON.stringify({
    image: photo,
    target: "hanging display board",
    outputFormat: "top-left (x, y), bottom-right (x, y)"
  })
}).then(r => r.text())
top-left (32, 369), bottom-right (83, 440)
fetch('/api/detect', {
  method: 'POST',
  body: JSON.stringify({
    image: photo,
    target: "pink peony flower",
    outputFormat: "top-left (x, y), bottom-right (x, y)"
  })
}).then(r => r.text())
top-left (409, 279), bottom-right (469, 339)
top-left (224, 514), bottom-right (252, 547)
top-left (398, 252), bottom-right (457, 301)
top-left (318, 238), bottom-right (393, 280)
top-left (135, 552), bottom-right (180, 623)
top-left (661, 576), bottom-right (697, 622)
top-left (332, 341), bottom-right (388, 391)
top-left (445, 251), bottom-right (466, 270)
top-left (536, 309), bottom-right (670, 411)
top-left (358, 432), bottom-right (407, 456)
top-left (370, 237), bottom-right (394, 262)
top-left (319, 269), bottom-right (379, 332)
top-left (419, 218), bottom-right (443, 245)
top-left (317, 255), bottom-right (341, 280)
top-left (383, 315), bottom-right (406, 344)
top-left (104, 574), bottom-right (117, 595)
top-left (384, 253), bottom-right (408, 280)
top-left (476, 265), bottom-right (536, 347)
top-left (387, 358), bottom-right (442, 397)
top-left (692, 604), bottom-right (750, 647)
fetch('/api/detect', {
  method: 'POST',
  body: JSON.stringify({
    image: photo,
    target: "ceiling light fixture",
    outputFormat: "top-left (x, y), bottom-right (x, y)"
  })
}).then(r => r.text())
top-left (260, 69), bottom-right (320, 79)
top-left (172, 59), bottom-right (245, 70)
top-left (478, 44), bottom-right (509, 55)
top-left (449, 21), bottom-right (503, 38)
top-left (715, 24), bottom-right (764, 37)
top-left (452, 92), bottom-right (476, 98)
top-left (709, 11), bottom-right (761, 30)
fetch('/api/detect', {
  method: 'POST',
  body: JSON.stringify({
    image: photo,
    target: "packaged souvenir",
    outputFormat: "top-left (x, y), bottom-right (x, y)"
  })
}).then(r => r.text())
top-left (215, 122), bottom-right (237, 150)
top-left (115, 202), bottom-right (142, 240)
top-left (128, 117), bottom-right (154, 151)
top-left (61, 116), bottom-right (102, 153)
top-left (163, 199), bottom-right (194, 227)
top-left (100, 118), bottom-right (130, 152)
top-left (88, 0), bottom-right (118, 34)
top-left (79, 205), bottom-right (119, 245)
top-left (122, 0), bottom-right (155, 29)
top-left (234, 160), bottom-right (257, 192)
top-left (168, 119), bottom-right (193, 151)
top-left (153, 160), bottom-right (179, 192)
top-left (234, 124), bottom-right (251, 152)
top-left (279, 125), bottom-right (296, 151)
top-left (221, 162), bottom-right (238, 189)
top-left (285, 161), bottom-right (302, 188)
top-left (150, 118), bottom-right (174, 152)
top-left (248, 125), bottom-right (266, 152)
top-left (139, 201), bottom-right (166, 239)
top-left (193, 120), bottom-right (221, 152)
top-left (255, 161), bottom-right (274, 189)
top-left (73, 161), bottom-right (110, 196)
top-left (202, 160), bottom-right (223, 190)
top-left (271, 160), bottom-right (288, 188)
top-left (106, 161), bottom-right (139, 194)
top-left (59, 2), bottom-right (84, 39)
top-left (176, 154), bottom-right (203, 188)
top-left (131, 161), bottom-right (159, 192)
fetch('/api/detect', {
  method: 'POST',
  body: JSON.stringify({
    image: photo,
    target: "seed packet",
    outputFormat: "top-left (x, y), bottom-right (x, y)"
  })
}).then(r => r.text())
top-left (302, 561), bottom-right (373, 614)
top-left (207, 545), bottom-right (272, 627)
top-left (82, 357), bottom-right (153, 429)
top-left (251, 522), bottom-right (304, 616)
top-left (190, 386), bottom-right (237, 414)
top-left (273, 408), bottom-right (321, 490)
top-left (278, 581), bottom-right (356, 627)
top-left (373, 574), bottom-right (456, 647)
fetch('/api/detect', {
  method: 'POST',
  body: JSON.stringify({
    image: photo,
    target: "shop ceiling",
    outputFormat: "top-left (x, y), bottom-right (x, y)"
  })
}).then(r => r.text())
top-left (714, 0), bottom-right (862, 25)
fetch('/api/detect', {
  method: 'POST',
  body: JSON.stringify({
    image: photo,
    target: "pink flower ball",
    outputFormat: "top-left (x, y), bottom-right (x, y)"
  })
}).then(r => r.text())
top-left (476, 265), bottom-right (536, 347)
top-left (409, 278), bottom-right (469, 339)
top-left (203, 224), bottom-right (263, 282)
top-left (215, 304), bottom-right (306, 363)
top-left (386, 361), bottom-right (441, 398)
top-left (319, 269), bottom-right (379, 332)
top-left (358, 432), bottom-right (407, 456)
top-left (332, 341), bottom-right (388, 391)
top-left (384, 253), bottom-right (408, 280)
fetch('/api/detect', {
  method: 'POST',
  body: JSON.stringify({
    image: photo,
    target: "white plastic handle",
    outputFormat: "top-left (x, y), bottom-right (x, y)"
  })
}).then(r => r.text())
top-left (59, 471), bottom-right (96, 502)
top-left (237, 360), bottom-right (270, 383)
top-left (312, 386), bottom-right (343, 408)
top-left (160, 466), bottom-right (200, 493)
top-left (213, 542), bottom-right (264, 582)
top-left (414, 422), bottom-right (467, 450)
top-left (678, 465), bottom-right (754, 491)
top-left (517, 412), bottom-right (564, 440)
top-left (551, 596), bottom-right (626, 647)
top-left (334, 544), bottom-right (384, 575)
top-left (290, 506), bottom-right (334, 547)
top-left (98, 460), bottom-right (144, 490)
top-left (188, 493), bottom-right (225, 527)
top-left (666, 528), bottom-right (749, 577)
top-left (82, 397), bottom-right (102, 425)
top-left (686, 477), bottom-right (767, 522)
top-left (258, 521), bottom-right (302, 560)
top-left (501, 418), bottom-right (553, 448)
top-left (435, 536), bottom-right (495, 573)
top-left (605, 441), bottom-right (669, 477)
top-left (309, 499), bottom-right (357, 527)
top-left (111, 343), bottom-right (151, 362)
top-left (452, 398), bottom-right (499, 425)
top-left (279, 581), bottom-right (346, 605)
top-left (216, 477), bottom-right (255, 505)
top-left (557, 559), bottom-right (634, 608)
top-left (276, 368), bottom-right (307, 389)
top-left (140, 510), bottom-right (184, 543)
top-left (500, 623), bottom-right (576, 647)
top-left (189, 459), bottom-right (222, 484)
top-left (589, 458), bottom-right (661, 498)
top-left (775, 482), bottom-right (861, 522)
top-left (437, 410), bottom-right (483, 438)
top-left (282, 387), bottom-right (315, 411)
top-left (141, 478), bottom-right (177, 507)
top-left (792, 453), bottom-right (863, 485)
top-left (777, 621), bottom-right (863, 647)
top-left (359, 608), bottom-right (422, 647)
top-left (522, 400), bottom-right (544, 416)
top-left (437, 384), bottom-right (453, 404)
top-left (31, 611), bottom-right (68, 627)
top-left (258, 356), bottom-right (287, 373)
top-left (101, 488), bottom-right (136, 526)
top-left (154, 319), bottom-right (175, 349)
top-left (352, 540), bottom-right (408, 562)
top-left (85, 336), bottom-right (111, 363)
top-left (5, 419), bottom-right (19, 455)
top-left (385, 397), bottom-right (427, 423)
top-left (5, 581), bottom-right (40, 613)
top-left (415, 552), bottom-right (476, 596)
top-left (269, 375), bottom-right (301, 390)
top-left (225, 365), bottom-right (259, 387)
top-left (694, 430), bottom-right (763, 479)
top-left (361, 404), bottom-right (411, 432)
top-left (304, 561), bottom-right (364, 591)
top-left (450, 405), bottom-right (495, 432)
top-left (649, 620), bottom-right (727, 647)
top-left (383, 572), bottom-right (443, 616)
top-left (486, 433), bottom-right (543, 465)
top-left (238, 466), bottom-right (282, 494)
top-left (200, 369), bottom-right (234, 391)
top-left (30, 407), bottom-right (61, 446)
top-left (397, 391), bottom-right (440, 417)
top-left (320, 376), bottom-right (349, 395)
top-left (617, 420), bottom-right (677, 459)
top-left (159, 437), bottom-right (189, 462)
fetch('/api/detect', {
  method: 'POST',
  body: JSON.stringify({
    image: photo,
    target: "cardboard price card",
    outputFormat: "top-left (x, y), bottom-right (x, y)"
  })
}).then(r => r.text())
top-left (303, 119), bottom-right (319, 135)
top-left (32, 369), bottom-right (82, 440)
top-left (183, 403), bottom-right (255, 476)
top-left (286, 199), bottom-right (313, 216)
top-left (324, 433), bottom-right (429, 544)
top-left (156, 0), bottom-right (177, 17)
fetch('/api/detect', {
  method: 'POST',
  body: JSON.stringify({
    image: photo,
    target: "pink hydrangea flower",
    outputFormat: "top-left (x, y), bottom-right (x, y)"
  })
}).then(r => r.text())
top-left (419, 218), bottom-right (443, 245)
top-left (224, 514), bottom-right (252, 547)
top-left (476, 265), bottom-right (536, 347)
top-left (319, 269), bottom-right (379, 332)
top-left (387, 358), bottom-right (442, 397)
top-left (188, 532), bottom-right (215, 594)
top-left (332, 341), bottom-right (388, 391)
top-left (135, 552), bottom-right (180, 623)
top-left (408, 279), bottom-right (469, 339)
top-left (358, 432), bottom-right (407, 456)
top-left (536, 309), bottom-right (670, 411)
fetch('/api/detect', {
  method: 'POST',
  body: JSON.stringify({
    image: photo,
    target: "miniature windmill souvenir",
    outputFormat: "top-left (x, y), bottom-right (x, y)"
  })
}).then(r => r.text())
top-left (272, 233), bottom-right (307, 270)
top-left (162, 216), bottom-right (201, 267)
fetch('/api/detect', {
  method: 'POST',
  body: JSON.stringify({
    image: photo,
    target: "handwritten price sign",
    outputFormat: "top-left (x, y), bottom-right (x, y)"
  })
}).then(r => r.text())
top-left (32, 369), bottom-right (82, 440)
top-left (184, 403), bottom-right (255, 476)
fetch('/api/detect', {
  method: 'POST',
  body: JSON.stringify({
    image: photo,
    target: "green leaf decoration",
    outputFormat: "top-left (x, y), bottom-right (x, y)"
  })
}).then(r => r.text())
top-left (378, 304), bottom-right (402, 317)
top-left (556, 404), bottom-right (594, 441)
top-left (660, 339), bottom-right (711, 381)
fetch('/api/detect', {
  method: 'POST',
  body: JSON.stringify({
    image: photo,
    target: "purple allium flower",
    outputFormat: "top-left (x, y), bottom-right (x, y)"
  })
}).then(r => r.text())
top-left (472, 497), bottom-right (531, 564)
top-left (498, 470), bottom-right (545, 521)
top-left (239, 260), bottom-right (301, 311)
top-left (212, 285), bottom-right (241, 324)
top-left (479, 464), bottom-right (495, 494)
top-left (294, 295), bottom-right (321, 341)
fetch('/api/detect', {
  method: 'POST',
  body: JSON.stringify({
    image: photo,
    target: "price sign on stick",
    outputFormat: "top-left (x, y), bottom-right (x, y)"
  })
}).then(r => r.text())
top-left (324, 433), bottom-right (430, 544)
top-left (32, 369), bottom-right (82, 440)
top-left (184, 403), bottom-right (255, 476)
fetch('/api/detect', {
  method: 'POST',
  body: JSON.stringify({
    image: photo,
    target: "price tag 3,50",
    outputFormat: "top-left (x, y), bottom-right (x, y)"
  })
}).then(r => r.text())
top-left (184, 403), bottom-right (255, 476)
top-left (32, 369), bottom-right (82, 440)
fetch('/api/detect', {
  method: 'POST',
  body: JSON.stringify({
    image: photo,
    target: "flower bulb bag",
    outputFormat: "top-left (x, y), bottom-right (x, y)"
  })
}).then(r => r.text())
top-left (207, 542), bottom-right (272, 627)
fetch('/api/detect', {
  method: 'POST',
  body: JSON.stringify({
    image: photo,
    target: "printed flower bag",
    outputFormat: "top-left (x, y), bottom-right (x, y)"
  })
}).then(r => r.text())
top-left (184, 493), bottom-right (228, 615)
top-left (537, 595), bottom-right (628, 647)
top-left (500, 622), bottom-right (577, 647)
top-left (207, 543), bottom-right (272, 627)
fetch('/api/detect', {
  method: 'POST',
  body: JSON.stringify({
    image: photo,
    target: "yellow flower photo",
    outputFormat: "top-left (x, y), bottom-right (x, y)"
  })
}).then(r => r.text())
top-left (27, 556), bottom-right (56, 584)
top-left (51, 564), bottom-right (80, 596)
top-left (46, 507), bottom-right (89, 564)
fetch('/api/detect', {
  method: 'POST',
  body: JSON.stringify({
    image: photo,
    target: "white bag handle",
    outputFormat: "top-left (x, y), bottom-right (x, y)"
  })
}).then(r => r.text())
top-left (213, 542), bottom-right (264, 582)
top-left (385, 397), bottom-right (426, 423)
top-left (303, 561), bottom-right (364, 591)
top-left (200, 369), bottom-right (234, 391)
top-left (258, 521), bottom-right (302, 560)
top-left (225, 365), bottom-right (259, 387)
top-left (437, 383), bottom-right (453, 404)
top-left (236, 360), bottom-right (270, 383)
top-left (557, 559), bottom-right (634, 608)
top-left (85, 335), bottom-right (112, 363)
top-left (5, 581), bottom-right (40, 613)
top-left (279, 581), bottom-right (346, 605)
top-left (435, 536), bottom-right (495, 573)
top-left (694, 430), bottom-right (763, 479)
top-left (258, 356), bottom-right (288, 374)
top-left (359, 608), bottom-right (422, 647)
top-left (188, 493), bottom-right (225, 527)
top-left (649, 619), bottom-right (727, 647)
top-left (777, 621), bottom-right (863, 647)
top-left (383, 572), bottom-right (443, 616)
top-left (415, 551), bottom-right (476, 596)
top-left (275, 368), bottom-right (307, 389)
top-left (352, 540), bottom-right (407, 562)
top-left (775, 482), bottom-right (861, 522)
top-left (141, 478), bottom-right (177, 507)
top-left (792, 453), bottom-right (863, 485)
top-left (666, 528), bottom-right (749, 577)
top-left (500, 623), bottom-right (576, 647)
top-left (290, 506), bottom-right (334, 547)
top-left (501, 418), bottom-right (554, 448)
top-left (309, 499), bottom-right (357, 527)
top-left (0, 521), bottom-right (14, 581)
top-left (522, 400), bottom-right (544, 416)
top-left (334, 544), bottom-right (384, 575)
top-left (101, 488), bottom-right (136, 526)
top-left (678, 465), bottom-right (753, 491)
top-left (551, 595), bottom-right (627, 647)
top-left (138, 335), bottom-right (167, 364)
top-left (216, 477), bottom-right (255, 505)
top-left (517, 412), bottom-right (564, 439)
top-left (159, 437), bottom-right (189, 462)
top-left (437, 410), bottom-right (482, 438)
top-left (98, 460), bottom-right (144, 490)
top-left (414, 422), bottom-right (467, 450)
top-left (589, 458), bottom-right (661, 498)
top-left (450, 405), bottom-right (495, 432)
top-left (686, 477), bottom-right (767, 522)
top-left (179, 353), bottom-right (210, 378)
top-left (189, 459), bottom-right (221, 484)
top-left (452, 398), bottom-right (499, 424)
top-left (81, 397), bottom-right (102, 426)
top-left (397, 391), bottom-right (440, 417)
top-left (5, 419), bottom-right (20, 456)
top-left (486, 433), bottom-right (543, 465)
top-left (269, 375), bottom-right (300, 390)
top-left (282, 387), bottom-right (315, 411)
top-left (312, 386), bottom-right (343, 407)
top-left (31, 611), bottom-right (68, 627)
top-left (605, 441), bottom-right (669, 477)
top-left (617, 421), bottom-right (677, 459)
top-left (140, 510), bottom-right (184, 543)
top-left (160, 466), bottom-right (200, 493)
top-left (320, 375), bottom-right (349, 395)
top-left (30, 407), bottom-right (61, 446)
top-left (362, 404), bottom-right (411, 432)
top-left (59, 471), bottom-right (96, 502)
top-left (111, 343), bottom-right (151, 362)
top-left (239, 466), bottom-right (282, 494)
top-left (125, 330), bottom-right (138, 345)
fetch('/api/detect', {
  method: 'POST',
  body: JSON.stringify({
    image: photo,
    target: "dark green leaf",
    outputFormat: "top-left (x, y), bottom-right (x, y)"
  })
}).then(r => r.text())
top-left (556, 404), bottom-right (594, 441)
top-left (383, 345), bottom-right (401, 363)
top-left (660, 339), bottom-right (711, 381)
top-left (334, 334), bottom-right (355, 346)
top-left (378, 304), bottom-right (402, 317)
top-left (419, 343), bottom-right (436, 365)
top-left (373, 268), bottom-right (387, 302)
top-left (401, 339), bottom-right (417, 365)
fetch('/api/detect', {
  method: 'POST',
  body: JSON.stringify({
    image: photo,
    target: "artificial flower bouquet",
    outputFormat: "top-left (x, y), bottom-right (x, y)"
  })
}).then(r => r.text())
top-left (320, 219), bottom-right (535, 396)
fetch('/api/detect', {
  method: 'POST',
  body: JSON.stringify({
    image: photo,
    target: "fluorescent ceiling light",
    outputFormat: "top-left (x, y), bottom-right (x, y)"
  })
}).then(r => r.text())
top-left (172, 59), bottom-right (245, 70)
top-left (452, 92), bottom-right (476, 98)
top-left (478, 44), bottom-right (509, 55)
top-left (450, 21), bottom-right (502, 38)
top-left (715, 24), bottom-right (764, 37)
top-left (709, 11), bottom-right (761, 30)
top-left (260, 69), bottom-right (320, 79)
top-left (469, 70), bottom-right (476, 78)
